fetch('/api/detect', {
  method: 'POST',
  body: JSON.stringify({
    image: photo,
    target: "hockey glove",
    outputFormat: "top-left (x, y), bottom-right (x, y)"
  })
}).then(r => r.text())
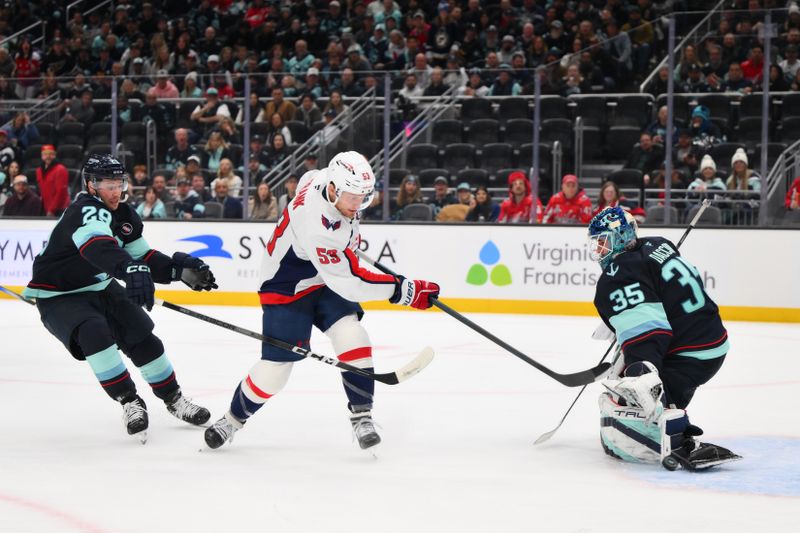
top-left (606, 361), bottom-right (664, 423)
top-left (171, 252), bottom-right (218, 291)
top-left (116, 260), bottom-right (155, 311)
top-left (389, 276), bottom-right (440, 310)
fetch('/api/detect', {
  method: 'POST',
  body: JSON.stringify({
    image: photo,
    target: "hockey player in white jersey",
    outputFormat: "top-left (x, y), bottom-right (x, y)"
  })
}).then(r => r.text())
top-left (205, 151), bottom-right (440, 450)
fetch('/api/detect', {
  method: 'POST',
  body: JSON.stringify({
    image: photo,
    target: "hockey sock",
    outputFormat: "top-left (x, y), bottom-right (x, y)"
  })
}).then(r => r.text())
top-left (230, 360), bottom-right (292, 421)
top-left (339, 347), bottom-right (375, 412)
top-left (85, 345), bottom-right (137, 401)
top-left (137, 353), bottom-right (178, 400)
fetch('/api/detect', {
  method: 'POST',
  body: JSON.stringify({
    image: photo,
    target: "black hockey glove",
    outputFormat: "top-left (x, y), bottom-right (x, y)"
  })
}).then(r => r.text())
top-left (171, 252), bottom-right (218, 291)
top-left (116, 260), bottom-right (155, 311)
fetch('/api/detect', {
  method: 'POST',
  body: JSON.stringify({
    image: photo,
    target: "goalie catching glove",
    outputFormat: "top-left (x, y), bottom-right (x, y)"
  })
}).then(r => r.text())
top-left (390, 276), bottom-right (440, 310)
top-left (171, 252), bottom-right (218, 291)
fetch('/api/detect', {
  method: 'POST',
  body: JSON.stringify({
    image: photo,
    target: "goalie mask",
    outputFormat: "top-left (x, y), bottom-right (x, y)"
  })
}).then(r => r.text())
top-left (82, 154), bottom-right (130, 195)
top-left (326, 151), bottom-right (375, 211)
top-left (588, 206), bottom-right (638, 269)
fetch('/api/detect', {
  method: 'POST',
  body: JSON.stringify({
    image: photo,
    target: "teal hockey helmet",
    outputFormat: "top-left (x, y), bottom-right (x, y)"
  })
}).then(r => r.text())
top-left (588, 206), bottom-right (638, 269)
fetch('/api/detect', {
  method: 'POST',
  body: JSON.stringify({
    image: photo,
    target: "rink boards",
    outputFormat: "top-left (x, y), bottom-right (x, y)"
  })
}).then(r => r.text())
top-left (1, 219), bottom-right (798, 322)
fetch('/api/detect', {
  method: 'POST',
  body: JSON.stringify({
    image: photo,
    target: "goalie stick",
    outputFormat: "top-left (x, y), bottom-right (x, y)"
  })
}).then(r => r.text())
top-left (356, 251), bottom-right (610, 387)
top-left (155, 299), bottom-right (433, 385)
top-left (0, 286), bottom-right (433, 386)
top-left (533, 198), bottom-right (712, 445)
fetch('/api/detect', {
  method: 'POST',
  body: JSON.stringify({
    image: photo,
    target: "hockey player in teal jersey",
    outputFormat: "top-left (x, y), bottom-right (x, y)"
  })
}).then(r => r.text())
top-left (24, 155), bottom-right (217, 443)
top-left (588, 206), bottom-right (740, 470)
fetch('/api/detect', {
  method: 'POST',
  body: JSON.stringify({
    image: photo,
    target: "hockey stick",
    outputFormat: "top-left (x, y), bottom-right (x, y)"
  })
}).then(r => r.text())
top-left (0, 285), bottom-right (35, 305)
top-left (155, 299), bottom-right (434, 386)
top-left (356, 251), bottom-right (610, 387)
top-left (533, 198), bottom-right (712, 445)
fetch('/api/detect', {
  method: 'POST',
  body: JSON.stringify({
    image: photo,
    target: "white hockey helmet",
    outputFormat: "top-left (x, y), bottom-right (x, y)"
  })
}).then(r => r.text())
top-left (326, 151), bottom-right (375, 210)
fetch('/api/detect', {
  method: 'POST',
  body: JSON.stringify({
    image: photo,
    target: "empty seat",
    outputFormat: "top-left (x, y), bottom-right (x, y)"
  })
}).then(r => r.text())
top-left (389, 167), bottom-right (410, 185)
top-left (749, 142), bottom-right (787, 170)
top-left (432, 119), bottom-right (463, 145)
top-left (24, 144), bottom-right (45, 169)
top-left (739, 93), bottom-right (769, 118)
top-left (735, 117), bottom-right (768, 143)
top-left (480, 143), bottom-right (513, 176)
top-left (87, 122), bottom-right (113, 146)
top-left (203, 201), bottom-right (224, 218)
top-left (466, 118), bottom-right (499, 144)
top-left (503, 118), bottom-right (533, 147)
top-left (696, 94), bottom-right (731, 122)
top-left (400, 203), bottom-right (434, 221)
top-left (540, 118), bottom-right (573, 151)
top-left (517, 143), bottom-right (553, 176)
top-left (686, 204), bottom-right (723, 225)
top-left (780, 116), bottom-right (800, 142)
top-left (406, 143), bottom-right (439, 172)
top-left (580, 126), bottom-right (605, 161)
top-left (605, 126), bottom-right (641, 163)
top-left (121, 122), bottom-right (147, 152)
top-left (58, 122), bottom-right (85, 146)
top-left (456, 168), bottom-right (489, 187)
top-left (535, 96), bottom-right (570, 120)
top-left (497, 97), bottom-right (530, 122)
top-left (56, 144), bottom-right (84, 169)
top-left (285, 121), bottom-right (310, 144)
top-left (249, 122), bottom-right (272, 138)
top-left (418, 168), bottom-right (450, 186)
top-left (442, 143), bottom-right (476, 173)
top-left (572, 96), bottom-right (608, 128)
top-left (606, 169), bottom-right (643, 188)
top-left (612, 94), bottom-right (653, 128)
top-left (780, 93), bottom-right (800, 119)
top-left (35, 123), bottom-right (54, 144)
top-left (460, 98), bottom-right (494, 120)
top-left (645, 205), bottom-right (680, 225)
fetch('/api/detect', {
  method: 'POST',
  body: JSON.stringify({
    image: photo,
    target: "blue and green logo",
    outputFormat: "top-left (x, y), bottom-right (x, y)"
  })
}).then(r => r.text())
top-left (467, 241), bottom-right (512, 286)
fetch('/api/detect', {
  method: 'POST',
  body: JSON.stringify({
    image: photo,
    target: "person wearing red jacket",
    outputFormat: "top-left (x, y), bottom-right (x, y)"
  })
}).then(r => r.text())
top-left (543, 174), bottom-right (593, 224)
top-left (498, 170), bottom-right (543, 223)
top-left (36, 145), bottom-right (70, 216)
top-left (786, 176), bottom-right (800, 210)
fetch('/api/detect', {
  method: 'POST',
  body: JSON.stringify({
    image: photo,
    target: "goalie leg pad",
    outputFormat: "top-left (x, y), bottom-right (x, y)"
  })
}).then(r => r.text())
top-left (325, 314), bottom-right (375, 412)
top-left (599, 392), bottom-right (662, 463)
top-left (230, 360), bottom-right (294, 420)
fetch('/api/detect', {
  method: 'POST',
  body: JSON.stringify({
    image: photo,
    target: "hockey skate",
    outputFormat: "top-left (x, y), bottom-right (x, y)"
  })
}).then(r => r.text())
top-left (350, 411), bottom-right (381, 450)
top-left (204, 412), bottom-right (244, 449)
top-left (662, 438), bottom-right (742, 471)
top-left (121, 395), bottom-right (149, 444)
top-left (165, 389), bottom-right (211, 426)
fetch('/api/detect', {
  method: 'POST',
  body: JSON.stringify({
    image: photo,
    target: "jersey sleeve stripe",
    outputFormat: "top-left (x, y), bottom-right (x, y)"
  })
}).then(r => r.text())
top-left (78, 235), bottom-right (118, 257)
top-left (343, 248), bottom-right (396, 285)
top-left (667, 331), bottom-right (728, 354)
top-left (124, 237), bottom-right (151, 260)
top-left (609, 302), bottom-right (672, 344)
top-left (621, 329), bottom-right (673, 350)
top-left (71, 219), bottom-right (113, 248)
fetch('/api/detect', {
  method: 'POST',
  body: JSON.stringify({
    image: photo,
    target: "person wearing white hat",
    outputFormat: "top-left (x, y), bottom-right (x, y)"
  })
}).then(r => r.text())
top-left (687, 154), bottom-right (726, 205)
top-left (2, 174), bottom-right (43, 217)
top-left (726, 148), bottom-right (761, 192)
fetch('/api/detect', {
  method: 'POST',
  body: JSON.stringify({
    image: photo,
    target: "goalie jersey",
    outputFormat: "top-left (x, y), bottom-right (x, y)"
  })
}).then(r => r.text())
top-left (258, 170), bottom-right (397, 305)
top-left (593, 236), bottom-right (728, 367)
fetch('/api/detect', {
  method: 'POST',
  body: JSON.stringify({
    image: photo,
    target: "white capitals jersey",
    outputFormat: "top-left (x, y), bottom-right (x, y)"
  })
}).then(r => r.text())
top-left (258, 169), bottom-right (397, 305)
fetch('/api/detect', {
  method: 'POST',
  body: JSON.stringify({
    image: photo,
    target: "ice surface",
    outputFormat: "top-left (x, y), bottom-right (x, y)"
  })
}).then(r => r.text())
top-left (1, 301), bottom-right (798, 532)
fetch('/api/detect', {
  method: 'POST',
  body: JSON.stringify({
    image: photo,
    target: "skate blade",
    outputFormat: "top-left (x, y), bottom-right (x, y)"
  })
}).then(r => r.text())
top-left (688, 454), bottom-right (742, 471)
top-left (132, 430), bottom-right (148, 445)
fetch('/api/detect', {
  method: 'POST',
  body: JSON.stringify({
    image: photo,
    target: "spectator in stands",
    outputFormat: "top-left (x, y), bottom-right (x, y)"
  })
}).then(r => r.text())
top-left (131, 164), bottom-right (150, 189)
top-left (249, 182), bottom-right (278, 221)
top-left (718, 62), bottom-right (753, 94)
top-left (211, 158), bottom-right (243, 198)
top-left (181, 72), bottom-right (203, 98)
top-left (149, 70), bottom-right (179, 98)
top-left (293, 93), bottom-right (322, 128)
top-left (136, 186), bottom-right (167, 219)
top-left (680, 64), bottom-right (711, 93)
top-left (779, 45), bottom-right (800, 83)
top-left (490, 64), bottom-right (522, 95)
top-left (141, 92), bottom-right (171, 133)
top-left (625, 132), bottom-right (664, 176)
top-left (594, 180), bottom-right (646, 222)
top-left (2, 175), bottom-right (43, 217)
top-left (0, 76), bottom-right (16, 101)
top-left (644, 65), bottom-right (670, 97)
top-left (740, 44), bottom-right (765, 87)
top-left (174, 177), bottom-right (205, 219)
top-left (323, 89), bottom-right (350, 118)
top-left (408, 52), bottom-right (433, 90)
top-left (190, 87), bottom-right (231, 134)
top-left (299, 152), bottom-right (319, 174)
top-left (675, 44), bottom-right (702, 82)
top-left (263, 87), bottom-right (296, 124)
top-left (61, 87), bottom-right (95, 129)
top-left (14, 37), bottom-right (40, 99)
top-left (459, 67), bottom-right (490, 97)
top-left (266, 133), bottom-right (291, 169)
top-left (166, 128), bottom-right (200, 170)
top-left (785, 176), bottom-right (800, 210)
top-left (212, 180), bottom-right (243, 219)
top-left (622, 5), bottom-right (653, 77)
top-left (248, 135), bottom-right (270, 166)
top-left (423, 67), bottom-right (450, 96)
top-left (191, 173), bottom-right (212, 202)
top-left (344, 44), bottom-right (372, 73)
top-left (202, 131), bottom-right (231, 173)
top-left (0, 48), bottom-right (16, 80)
top-left (497, 171), bottom-right (543, 224)
top-left (674, 129), bottom-right (700, 177)
top-left (277, 174), bottom-right (299, 213)
top-left (0, 132), bottom-right (18, 177)
top-left (687, 154), bottom-right (726, 206)
top-left (267, 112), bottom-right (292, 146)
top-left (427, 175), bottom-right (456, 215)
top-left (465, 185), bottom-right (500, 222)
top-left (689, 105), bottom-right (723, 146)
top-left (151, 174), bottom-right (173, 203)
top-left (336, 67), bottom-right (363, 97)
top-left (4, 112), bottom-right (39, 152)
top-left (603, 18), bottom-right (632, 87)
top-left (216, 116), bottom-right (239, 145)
top-left (543, 174), bottom-right (593, 224)
top-left (645, 106), bottom-right (677, 146)
top-left (767, 64), bottom-right (790, 91)
top-left (727, 149), bottom-right (760, 193)
top-left (391, 174), bottom-right (425, 219)
top-left (559, 63), bottom-right (589, 96)
top-left (399, 73), bottom-right (424, 102)
top-left (241, 153), bottom-right (268, 183)
top-left (303, 67), bottom-right (325, 99)
top-left (36, 145), bottom-right (69, 217)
